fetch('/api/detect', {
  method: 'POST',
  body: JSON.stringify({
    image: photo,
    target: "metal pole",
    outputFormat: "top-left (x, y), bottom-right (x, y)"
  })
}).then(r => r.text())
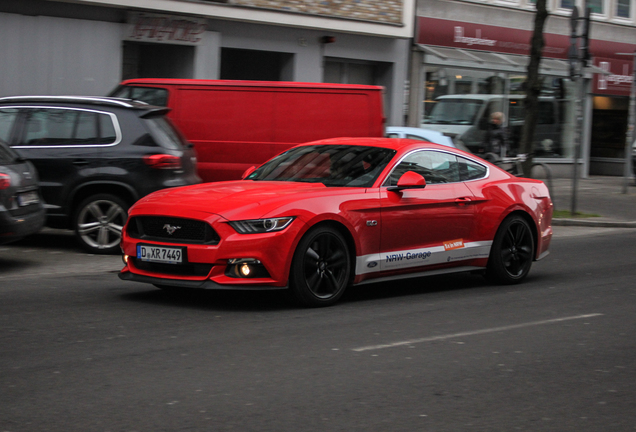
top-left (571, 73), bottom-right (584, 215)
top-left (622, 52), bottom-right (636, 194)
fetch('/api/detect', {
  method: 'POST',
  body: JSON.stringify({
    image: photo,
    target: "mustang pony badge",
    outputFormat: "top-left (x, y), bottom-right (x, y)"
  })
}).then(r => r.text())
top-left (163, 224), bottom-right (181, 235)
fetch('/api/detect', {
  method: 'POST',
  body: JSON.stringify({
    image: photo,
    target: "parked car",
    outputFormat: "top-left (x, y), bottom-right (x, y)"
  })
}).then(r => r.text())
top-left (119, 137), bottom-right (553, 307)
top-left (422, 94), bottom-right (562, 156)
top-left (386, 126), bottom-right (469, 150)
top-left (109, 79), bottom-right (385, 182)
top-left (0, 96), bottom-right (201, 254)
top-left (0, 139), bottom-right (45, 245)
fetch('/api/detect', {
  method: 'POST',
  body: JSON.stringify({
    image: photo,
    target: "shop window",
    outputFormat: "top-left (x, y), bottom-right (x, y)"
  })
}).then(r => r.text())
top-left (560, 0), bottom-right (575, 8)
top-left (324, 60), bottom-right (376, 85)
top-left (221, 48), bottom-right (293, 81)
top-left (421, 70), bottom-right (574, 158)
top-left (586, 0), bottom-right (604, 13)
top-left (122, 42), bottom-right (195, 80)
top-left (616, 0), bottom-right (630, 17)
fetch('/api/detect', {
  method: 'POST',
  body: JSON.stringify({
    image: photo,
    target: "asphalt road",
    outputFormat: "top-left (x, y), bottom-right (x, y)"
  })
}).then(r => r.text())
top-left (1, 227), bottom-right (635, 431)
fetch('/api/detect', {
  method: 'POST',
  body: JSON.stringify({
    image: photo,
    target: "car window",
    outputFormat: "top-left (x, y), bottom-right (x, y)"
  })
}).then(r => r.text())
top-left (18, 108), bottom-right (118, 146)
top-left (0, 109), bottom-right (19, 143)
top-left (247, 144), bottom-right (396, 187)
top-left (385, 150), bottom-right (460, 186)
top-left (459, 156), bottom-right (488, 181)
top-left (0, 140), bottom-right (18, 164)
top-left (143, 116), bottom-right (187, 150)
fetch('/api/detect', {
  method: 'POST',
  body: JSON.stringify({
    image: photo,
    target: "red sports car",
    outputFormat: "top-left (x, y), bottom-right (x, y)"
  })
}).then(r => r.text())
top-left (119, 138), bottom-right (552, 307)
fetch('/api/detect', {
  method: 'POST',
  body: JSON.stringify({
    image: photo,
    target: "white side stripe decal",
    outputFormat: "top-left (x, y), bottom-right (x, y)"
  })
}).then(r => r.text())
top-left (355, 241), bottom-right (493, 276)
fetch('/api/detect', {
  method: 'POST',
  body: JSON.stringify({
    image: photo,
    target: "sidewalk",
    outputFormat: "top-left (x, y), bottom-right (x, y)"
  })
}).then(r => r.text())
top-left (548, 176), bottom-right (636, 228)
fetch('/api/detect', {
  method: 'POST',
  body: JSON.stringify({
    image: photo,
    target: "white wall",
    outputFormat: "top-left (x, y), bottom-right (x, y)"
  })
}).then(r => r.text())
top-left (0, 12), bottom-right (122, 97)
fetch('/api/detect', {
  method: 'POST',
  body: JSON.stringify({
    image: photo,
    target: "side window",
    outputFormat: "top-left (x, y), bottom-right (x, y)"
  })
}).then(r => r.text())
top-left (459, 156), bottom-right (488, 181)
top-left (385, 150), bottom-right (460, 186)
top-left (19, 108), bottom-right (117, 146)
top-left (0, 109), bottom-right (19, 143)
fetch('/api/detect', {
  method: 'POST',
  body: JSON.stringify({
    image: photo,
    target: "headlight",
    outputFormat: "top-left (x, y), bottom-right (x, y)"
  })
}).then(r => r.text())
top-left (228, 217), bottom-right (295, 234)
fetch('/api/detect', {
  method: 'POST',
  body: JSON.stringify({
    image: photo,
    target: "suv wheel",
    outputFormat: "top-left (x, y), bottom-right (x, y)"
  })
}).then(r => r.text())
top-left (74, 193), bottom-right (128, 254)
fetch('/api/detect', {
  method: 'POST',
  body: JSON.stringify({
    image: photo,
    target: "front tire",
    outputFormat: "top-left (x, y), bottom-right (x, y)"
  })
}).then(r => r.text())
top-left (74, 194), bottom-right (128, 254)
top-left (289, 226), bottom-right (351, 307)
top-left (486, 215), bottom-right (535, 284)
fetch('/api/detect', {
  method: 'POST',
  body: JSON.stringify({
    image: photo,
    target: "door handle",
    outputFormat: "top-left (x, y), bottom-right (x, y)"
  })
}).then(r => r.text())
top-left (455, 197), bottom-right (472, 206)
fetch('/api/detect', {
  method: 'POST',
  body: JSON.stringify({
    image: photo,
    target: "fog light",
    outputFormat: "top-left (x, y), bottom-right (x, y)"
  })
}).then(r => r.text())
top-left (122, 254), bottom-right (129, 265)
top-left (226, 258), bottom-right (270, 279)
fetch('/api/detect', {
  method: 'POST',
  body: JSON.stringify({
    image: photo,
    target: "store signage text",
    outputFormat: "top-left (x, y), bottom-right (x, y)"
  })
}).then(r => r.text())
top-left (597, 61), bottom-right (633, 90)
top-left (454, 27), bottom-right (496, 47)
top-left (127, 13), bottom-right (206, 45)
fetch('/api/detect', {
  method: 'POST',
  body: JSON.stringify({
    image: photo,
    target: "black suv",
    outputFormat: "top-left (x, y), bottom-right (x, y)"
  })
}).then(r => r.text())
top-left (0, 96), bottom-right (201, 254)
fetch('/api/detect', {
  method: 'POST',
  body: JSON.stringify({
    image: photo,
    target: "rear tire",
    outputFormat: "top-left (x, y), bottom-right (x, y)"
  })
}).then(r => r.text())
top-left (486, 215), bottom-right (534, 284)
top-left (289, 226), bottom-right (351, 307)
top-left (74, 193), bottom-right (128, 255)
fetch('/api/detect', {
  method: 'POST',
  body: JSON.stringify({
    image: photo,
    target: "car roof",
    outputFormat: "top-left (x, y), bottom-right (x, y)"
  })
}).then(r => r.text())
top-left (298, 137), bottom-right (454, 152)
top-left (120, 78), bottom-right (383, 91)
top-left (0, 95), bottom-right (162, 111)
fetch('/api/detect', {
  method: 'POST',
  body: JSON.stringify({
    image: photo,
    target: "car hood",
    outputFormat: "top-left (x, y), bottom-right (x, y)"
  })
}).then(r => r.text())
top-left (132, 180), bottom-right (336, 220)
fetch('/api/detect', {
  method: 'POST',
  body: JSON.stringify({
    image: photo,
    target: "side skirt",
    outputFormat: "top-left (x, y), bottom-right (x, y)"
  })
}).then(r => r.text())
top-left (353, 266), bottom-right (485, 287)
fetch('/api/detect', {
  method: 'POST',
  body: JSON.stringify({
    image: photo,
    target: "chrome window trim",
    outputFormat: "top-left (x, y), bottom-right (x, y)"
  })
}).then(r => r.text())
top-left (381, 148), bottom-right (490, 187)
top-left (3, 105), bottom-right (123, 148)
top-left (0, 96), bottom-right (139, 108)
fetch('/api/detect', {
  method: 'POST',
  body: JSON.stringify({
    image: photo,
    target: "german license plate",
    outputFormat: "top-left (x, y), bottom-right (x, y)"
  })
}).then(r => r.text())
top-left (17, 191), bottom-right (39, 206)
top-left (137, 244), bottom-right (184, 264)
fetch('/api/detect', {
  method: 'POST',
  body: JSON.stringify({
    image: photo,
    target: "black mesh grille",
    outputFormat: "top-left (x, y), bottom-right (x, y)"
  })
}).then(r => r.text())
top-left (131, 258), bottom-right (213, 277)
top-left (128, 216), bottom-right (219, 244)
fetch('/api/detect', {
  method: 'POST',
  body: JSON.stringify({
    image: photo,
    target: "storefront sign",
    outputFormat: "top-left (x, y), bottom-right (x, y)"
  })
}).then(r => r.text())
top-left (127, 12), bottom-right (207, 45)
top-left (418, 16), bottom-right (636, 96)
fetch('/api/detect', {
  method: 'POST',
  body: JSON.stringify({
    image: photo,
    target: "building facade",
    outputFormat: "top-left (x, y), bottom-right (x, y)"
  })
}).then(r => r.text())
top-left (0, 0), bottom-right (414, 126)
top-left (409, 0), bottom-right (636, 177)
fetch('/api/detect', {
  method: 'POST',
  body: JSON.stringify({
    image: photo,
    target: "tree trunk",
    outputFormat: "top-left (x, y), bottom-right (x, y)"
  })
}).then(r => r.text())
top-left (520, 0), bottom-right (549, 176)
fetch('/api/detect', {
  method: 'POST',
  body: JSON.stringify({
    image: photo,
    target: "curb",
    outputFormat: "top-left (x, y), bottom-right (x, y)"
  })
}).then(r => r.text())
top-left (552, 219), bottom-right (636, 228)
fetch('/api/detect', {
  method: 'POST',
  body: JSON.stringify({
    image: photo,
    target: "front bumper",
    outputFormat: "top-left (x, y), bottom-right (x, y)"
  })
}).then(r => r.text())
top-left (118, 270), bottom-right (288, 290)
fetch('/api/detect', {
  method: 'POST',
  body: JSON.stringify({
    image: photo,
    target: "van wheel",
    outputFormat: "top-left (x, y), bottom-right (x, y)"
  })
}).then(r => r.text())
top-left (289, 226), bottom-right (351, 307)
top-left (74, 194), bottom-right (128, 254)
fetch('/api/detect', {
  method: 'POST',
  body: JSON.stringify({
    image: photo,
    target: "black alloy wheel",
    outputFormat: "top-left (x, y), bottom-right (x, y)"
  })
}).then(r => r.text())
top-left (290, 226), bottom-right (351, 307)
top-left (486, 215), bottom-right (535, 284)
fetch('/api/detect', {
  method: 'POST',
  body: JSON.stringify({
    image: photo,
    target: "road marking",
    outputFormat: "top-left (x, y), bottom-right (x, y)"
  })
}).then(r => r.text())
top-left (351, 313), bottom-right (604, 352)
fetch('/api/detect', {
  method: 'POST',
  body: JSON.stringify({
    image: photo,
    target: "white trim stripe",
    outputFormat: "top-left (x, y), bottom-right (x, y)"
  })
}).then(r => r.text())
top-left (355, 241), bottom-right (492, 275)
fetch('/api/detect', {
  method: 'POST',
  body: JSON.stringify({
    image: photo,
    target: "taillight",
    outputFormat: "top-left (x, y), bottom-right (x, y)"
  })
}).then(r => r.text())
top-left (0, 173), bottom-right (10, 190)
top-left (143, 154), bottom-right (182, 169)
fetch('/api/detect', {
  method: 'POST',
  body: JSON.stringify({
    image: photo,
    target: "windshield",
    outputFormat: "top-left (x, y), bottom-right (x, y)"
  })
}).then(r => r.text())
top-left (424, 99), bottom-right (484, 125)
top-left (246, 145), bottom-right (396, 187)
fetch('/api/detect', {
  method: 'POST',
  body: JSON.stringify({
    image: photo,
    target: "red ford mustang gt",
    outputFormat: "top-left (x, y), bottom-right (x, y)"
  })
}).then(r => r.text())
top-left (119, 138), bottom-right (552, 307)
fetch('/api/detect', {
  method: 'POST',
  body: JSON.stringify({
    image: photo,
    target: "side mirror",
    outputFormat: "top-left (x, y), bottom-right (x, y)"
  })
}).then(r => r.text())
top-left (242, 166), bottom-right (257, 179)
top-left (387, 171), bottom-right (426, 192)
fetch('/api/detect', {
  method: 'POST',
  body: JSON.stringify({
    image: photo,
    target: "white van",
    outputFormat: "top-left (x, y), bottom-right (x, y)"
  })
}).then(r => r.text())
top-left (422, 94), bottom-right (561, 157)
